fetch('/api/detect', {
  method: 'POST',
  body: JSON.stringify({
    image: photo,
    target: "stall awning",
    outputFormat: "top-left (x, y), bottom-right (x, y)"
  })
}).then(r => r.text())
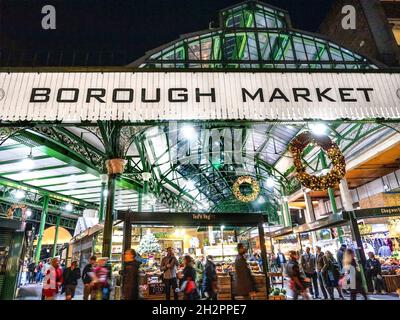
top-left (265, 227), bottom-right (293, 238)
top-left (292, 214), bottom-right (348, 234)
top-left (117, 211), bottom-right (266, 227)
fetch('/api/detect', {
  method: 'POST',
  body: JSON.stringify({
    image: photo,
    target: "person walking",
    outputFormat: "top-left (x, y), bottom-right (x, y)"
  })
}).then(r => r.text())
top-left (92, 257), bottom-right (111, 300)
top-left (322, 251), bottom-right (344, 300)
top-left (178, 255), bottom-right (198, 300)
top-left (28, 260), bottom-right (36, 284)
top-left (35, 262), bottom-right (43, 283)
top-left (342, 249), bottom-right (368, 300)
top-left (194, 255), bottom-right (205, 298)
top-left (160, 247), bottom-right (179, 300)
top-left (365, 252), bottom-right (386, 294)
top-left (315, 246), bottom-right (329, 300)
top-left (42, 258), bottom-right (63, 300)
top-left (122, 249), bottom-right (142, 300)
top-left (233, 243), bottom-right (256, 300)
top-left (202, 255), bottom-right (218, 300)
top-left (287, 251), bottom-right (310, 300)
top-left (63, 261), bottom-right (81, 300)
top-left (301, 247), bottom-right (319, 299)
top-left (82, 256), bottom-right (97, 300)
top-left (275, 250), bottom-right (287, 274)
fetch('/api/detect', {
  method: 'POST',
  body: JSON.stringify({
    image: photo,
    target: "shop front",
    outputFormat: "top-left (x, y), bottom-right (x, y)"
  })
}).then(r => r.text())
top-left (343, 206), bottom-right (400, 292)
top-left (0, 218), bottom-right (25, 299)
top-left (117, 211), bottom-right (270, 300)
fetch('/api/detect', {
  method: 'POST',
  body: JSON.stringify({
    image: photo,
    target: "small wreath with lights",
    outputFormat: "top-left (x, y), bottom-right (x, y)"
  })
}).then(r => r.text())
top-left (288, 131), bottom-right (346, 191)
top-left (233, 176), bottom-right (260, 203)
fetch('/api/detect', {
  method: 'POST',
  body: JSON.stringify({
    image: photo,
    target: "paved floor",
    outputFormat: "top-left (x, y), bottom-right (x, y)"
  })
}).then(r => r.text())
top-left (16, 281), bottom-right (400, 301)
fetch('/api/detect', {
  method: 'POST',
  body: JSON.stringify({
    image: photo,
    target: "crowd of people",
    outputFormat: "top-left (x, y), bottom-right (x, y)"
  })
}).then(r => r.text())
top-left (283, 244), bottom-right (386, 300)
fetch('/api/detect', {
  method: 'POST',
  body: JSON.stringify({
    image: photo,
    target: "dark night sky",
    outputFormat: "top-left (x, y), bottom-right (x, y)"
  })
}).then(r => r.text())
top-left (0, 0), bottom-right (335, 65)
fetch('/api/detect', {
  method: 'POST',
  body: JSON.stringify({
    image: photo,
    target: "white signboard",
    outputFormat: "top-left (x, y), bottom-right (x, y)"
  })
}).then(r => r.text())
top-left (0, 72), bottom-right (399, 122)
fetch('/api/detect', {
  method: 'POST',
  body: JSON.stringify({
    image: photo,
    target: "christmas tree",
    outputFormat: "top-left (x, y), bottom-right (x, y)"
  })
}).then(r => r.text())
top-left (137, 229), bottom-right (161, 255)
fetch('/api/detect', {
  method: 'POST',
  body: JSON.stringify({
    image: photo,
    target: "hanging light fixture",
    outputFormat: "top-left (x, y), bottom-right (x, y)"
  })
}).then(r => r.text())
top-left (64, 203), bottom-right (73, 212)
top-left (310, 123), bottom-right (328, 136)
top-left (14, 190), bottom-right (26, 200)
top-left (20, 148), bottom-right (34, 169)
top-left (266, 177), bottom-right (275, 188)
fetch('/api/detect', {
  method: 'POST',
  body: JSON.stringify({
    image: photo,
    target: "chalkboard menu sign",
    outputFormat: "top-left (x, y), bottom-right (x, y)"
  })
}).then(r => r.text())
top-left (149, 283), bottom-right (166, 295)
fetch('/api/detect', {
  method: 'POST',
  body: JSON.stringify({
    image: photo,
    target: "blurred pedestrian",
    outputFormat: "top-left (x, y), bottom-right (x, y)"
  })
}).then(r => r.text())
top-left (322, 251), bottom-right (344, 300)
top-left (122, 249), bottom-right (141, 300)
top-left (287, 250), bottom-right (310, 300)
top-left (194, 255), bottom-right (205, 298)
top-left (63, 261), bottom-right (81, 300)
top-left (178, 255), bottom-right (198, 300)
top-left (342, 249), bottom-right (367, 300)
top-left (42, 258), bottom-right (63, 300)
top-left (301, 247), bottom-right (319, 299)
top-left (161, 247), bottom-right (179, 300)
top-left (233, 243), bottom-right (256, 300)
top-left (315, 246), bottom-right (329, 299)
top-left (203, 255), bottom-right (218, 300)
top-left (92, 257), bottom-right (111, 300)
top-left (82, 256), bottom-right (97, 300)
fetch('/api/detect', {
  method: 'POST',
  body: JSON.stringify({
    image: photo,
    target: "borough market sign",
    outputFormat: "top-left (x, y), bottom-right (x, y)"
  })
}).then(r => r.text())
top-left (0, 72), bottom-right (399, 122)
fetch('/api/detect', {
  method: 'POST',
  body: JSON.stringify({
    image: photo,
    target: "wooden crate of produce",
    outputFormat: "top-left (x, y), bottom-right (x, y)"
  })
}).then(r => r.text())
top-left (269, 295), bottom-right (286, 300)
top-left (383, 275), bottom-right (400, 293)
top-left (217, 275), bottom-right (232, 300)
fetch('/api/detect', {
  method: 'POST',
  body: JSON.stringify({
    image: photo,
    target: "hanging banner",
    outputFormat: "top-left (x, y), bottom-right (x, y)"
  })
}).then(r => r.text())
top-left (0, 71), bottom-right (399, 122)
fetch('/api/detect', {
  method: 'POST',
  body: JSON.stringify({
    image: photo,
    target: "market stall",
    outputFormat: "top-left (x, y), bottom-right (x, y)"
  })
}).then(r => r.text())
top-left (117, 210), bottom-right (271, 300)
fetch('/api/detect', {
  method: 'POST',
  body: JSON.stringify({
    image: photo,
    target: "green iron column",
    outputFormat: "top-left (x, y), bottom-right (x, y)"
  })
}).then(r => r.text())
top-left (35, 195), bottom-right (49, 263)
top-left (52, 214), bottom-right (61, 258)
top-left (99, 174), bottom-right (108, 222)
top-left (320, 150), bottom-right (344, 242)
top-left (280, 188), bottom-right (291, 228)
top-left (102, 173), bottom-right (116, 258)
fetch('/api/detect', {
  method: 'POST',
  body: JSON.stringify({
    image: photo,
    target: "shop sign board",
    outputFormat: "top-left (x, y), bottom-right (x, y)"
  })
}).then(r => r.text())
top-left (351, 206), bottom-right (400, 219)
top-left (148, 283), bottom-right (165, 295)
top-left (0, 72), bottom-right (400, 122)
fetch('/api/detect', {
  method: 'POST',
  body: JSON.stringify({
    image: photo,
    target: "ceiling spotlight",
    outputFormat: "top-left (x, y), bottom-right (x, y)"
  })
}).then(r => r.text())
top-left (103, 190), bottom-right (109, 197)
top-left (266, 177), bottom-right (275, 188)
top-left (258, 197), bottom-right (265, 204)
top-left (181, 125), bottom-right (196, 140)
top-left (14, 190), bottom-right (25, 199)
top-left (310, 123), bottom-right (327, 136)
top-left (64, 203), bottom-right (73, 212)
top-left (21, 158), bottom-right (34, 170)
top-left (26, 209), bottom-right (32, 217)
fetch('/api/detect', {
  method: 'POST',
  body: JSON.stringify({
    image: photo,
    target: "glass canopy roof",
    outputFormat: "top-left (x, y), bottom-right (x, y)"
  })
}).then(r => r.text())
top-left (131, 1), bottom-right (378, 69)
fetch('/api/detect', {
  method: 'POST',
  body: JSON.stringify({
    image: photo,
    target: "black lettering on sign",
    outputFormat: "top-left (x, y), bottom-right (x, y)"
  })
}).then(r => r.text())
top-left (168, 88), bottom-right (188, 102)
top-left (196, 88), bottom-right (216, 103)
top-left (242, 88), bottom-right (264, 102)
top-left (56, 88), bottom-right (79, 103)
top-left (293, 88), bottom-right (312, 102)
top-left (269, 88), bottom-right (289, 102)
top-left (113, 89), bottom-right (134, 103)
top-left (316, 88), bottom-right (336, 102)
top-left (86, 88), bottom-right (106, 103)
top-left (141, 88), bottom-right (160, 103)
top-left (339, 88), bottom-right (357, 102)
top-left (357, 88), bottom-right (373, 102)
top-left (30, 88), bottom-right (51, 102)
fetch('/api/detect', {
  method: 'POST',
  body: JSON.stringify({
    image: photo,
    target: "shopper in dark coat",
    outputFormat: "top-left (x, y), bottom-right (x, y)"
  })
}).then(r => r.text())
top-left (122, 249), bottom-right (142, 300)
top-left (365, 252), bottom-right (385, 294)
top-left (202, 255), bottom-right (218, 300)
top-left (63, 261), bottom-right (81, 300)
top-left (315, 246), bottom-right (329, 299)
top-left (180, 255), bottom-right (198, 300)
top-left (82, 256), bottom-right (97, 300)
top-left (233, 243), bottom-right (256, 299)
top-left (337, 244), bottom-right (347, 270)
top-left (321, 251), bottom-right (344, 300)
